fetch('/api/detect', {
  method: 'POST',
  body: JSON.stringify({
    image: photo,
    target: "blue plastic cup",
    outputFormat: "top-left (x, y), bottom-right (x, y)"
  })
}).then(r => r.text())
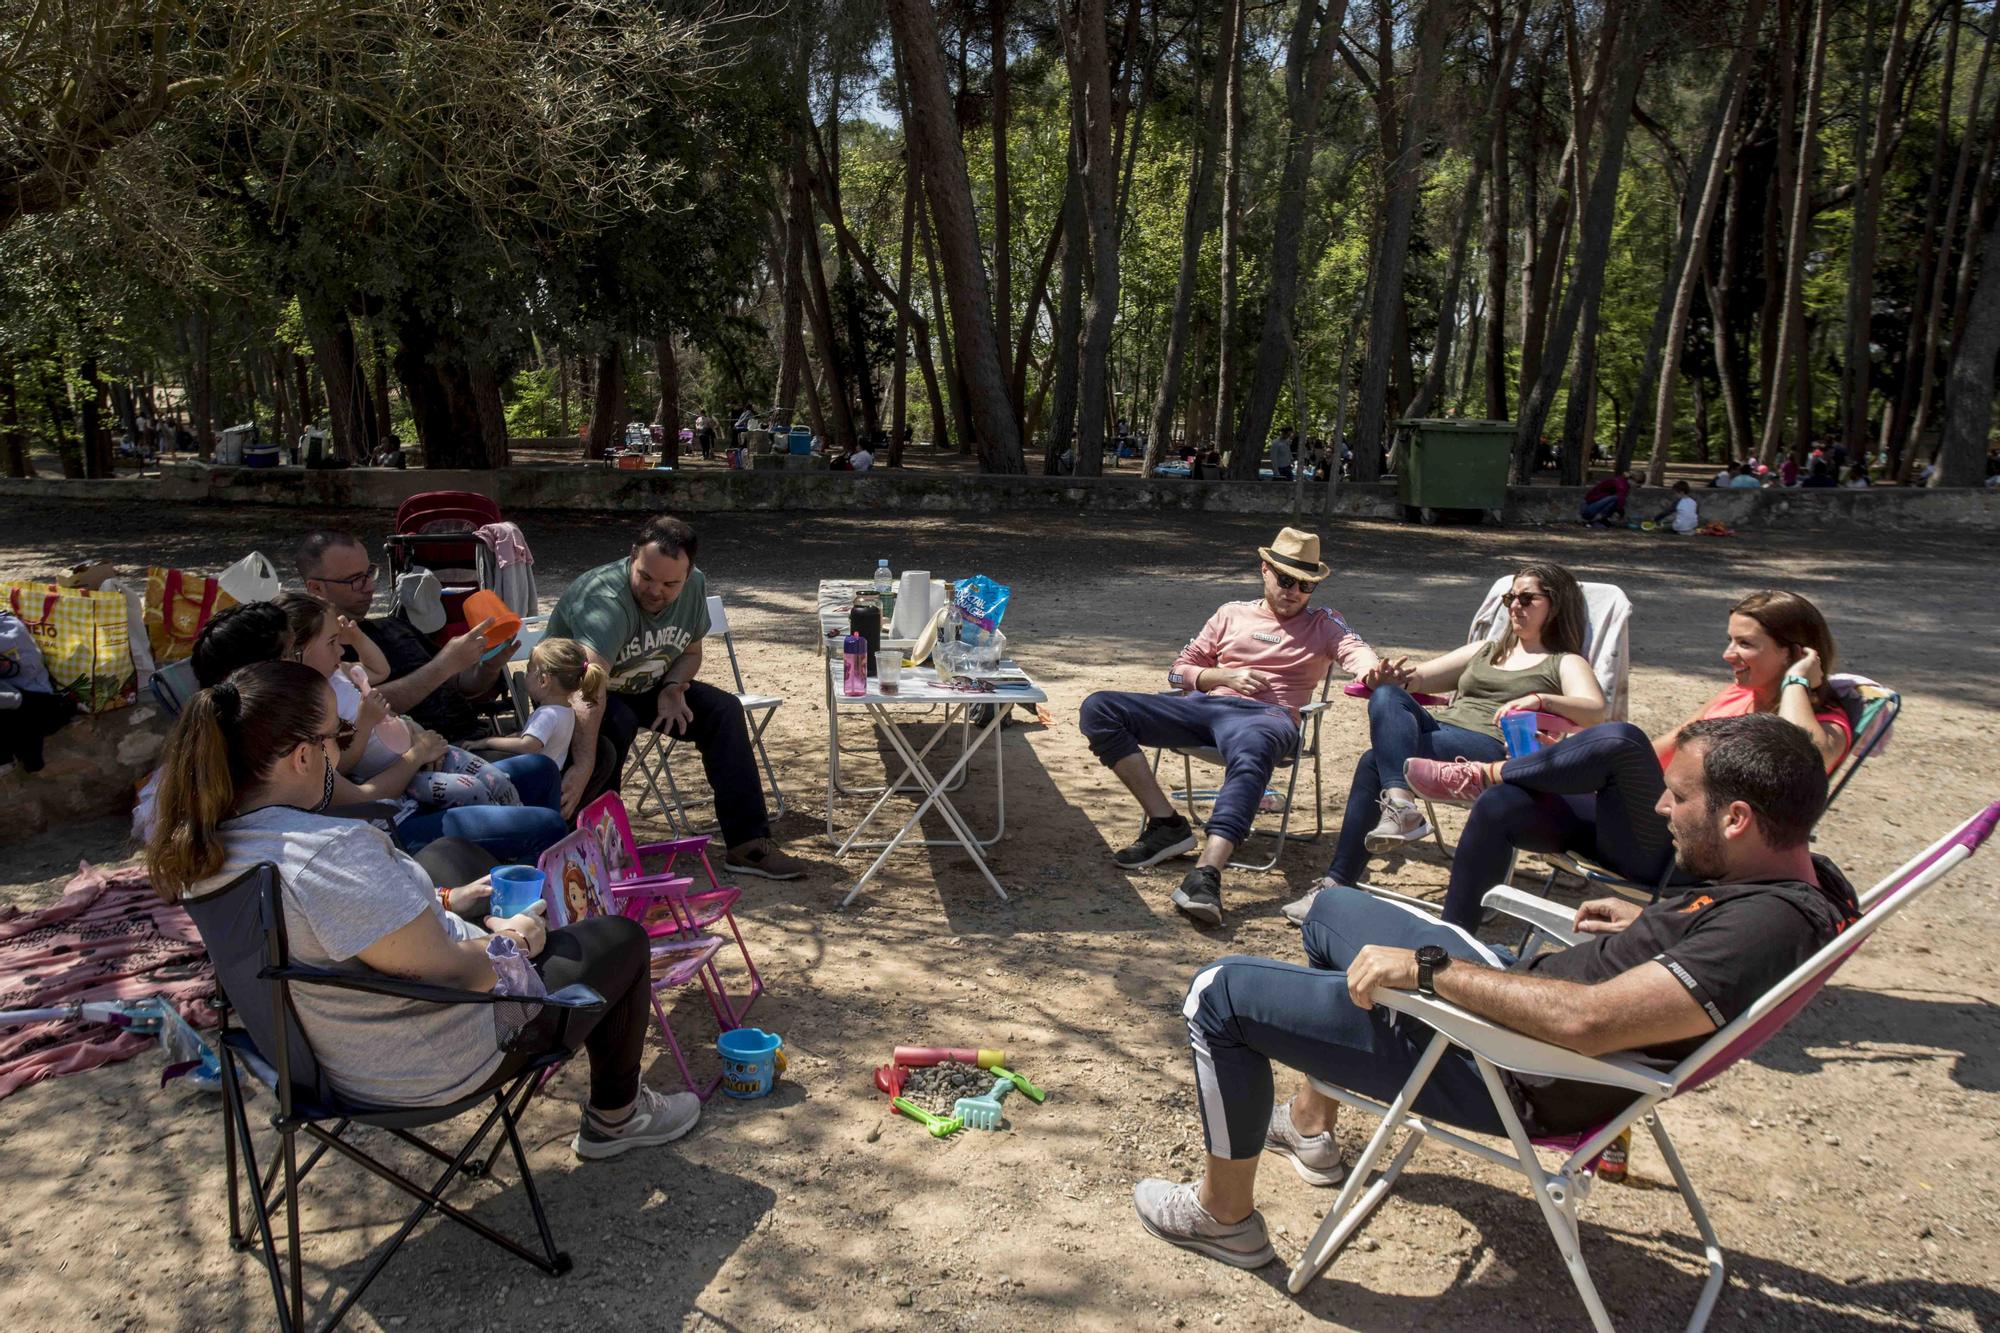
top-left (489, 865), bottom-right (546, 919)
top-left (1498, 710), bottom-right (1542, 759)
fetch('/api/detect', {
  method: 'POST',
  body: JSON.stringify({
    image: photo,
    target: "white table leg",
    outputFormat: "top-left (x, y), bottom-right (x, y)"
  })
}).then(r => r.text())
top-left (838, 704), bottom-right (1010, 908)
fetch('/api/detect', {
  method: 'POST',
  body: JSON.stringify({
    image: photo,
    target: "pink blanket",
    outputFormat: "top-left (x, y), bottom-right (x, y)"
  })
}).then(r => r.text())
top-left (0, 862), bottom-right (215, 1100)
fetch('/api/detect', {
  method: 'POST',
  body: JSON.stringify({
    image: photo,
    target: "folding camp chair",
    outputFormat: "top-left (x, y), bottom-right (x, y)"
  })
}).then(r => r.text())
top-left (629, 594), bottom-right (786, 835)
top-left (576, 792), bottom-right (763, 1022)
top-left (181, 864), bottom-right (604, 1333)
top-left (1143, 663), bottom-right (1339, 872)
top-left (536, 824), bottom-right (734, 1100)
top-left (1286, 799), bottom-right (1999, 1332)
top-left (1532, 671), bottom-right (1903, 905)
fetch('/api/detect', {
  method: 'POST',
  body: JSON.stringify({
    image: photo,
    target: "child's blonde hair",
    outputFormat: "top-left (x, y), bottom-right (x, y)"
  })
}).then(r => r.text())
top-left (529, 637), bottom-right (607, 704)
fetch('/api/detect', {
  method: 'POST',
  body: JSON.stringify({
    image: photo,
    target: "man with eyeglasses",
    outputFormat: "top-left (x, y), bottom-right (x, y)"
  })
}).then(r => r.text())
top-left (296, 530), bottom-right (511, 743)
top-left (1078, 527), bottom-right (1383, 926)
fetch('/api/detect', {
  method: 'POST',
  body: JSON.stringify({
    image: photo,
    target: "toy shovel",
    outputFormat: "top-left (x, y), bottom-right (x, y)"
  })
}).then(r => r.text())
top-left (989, 1064), bottom-right (1045, 1103)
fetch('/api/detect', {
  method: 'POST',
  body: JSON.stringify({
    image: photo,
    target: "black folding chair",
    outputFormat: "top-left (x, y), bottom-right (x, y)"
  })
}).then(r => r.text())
top-left (180, 864), bottom-right (605, 1333)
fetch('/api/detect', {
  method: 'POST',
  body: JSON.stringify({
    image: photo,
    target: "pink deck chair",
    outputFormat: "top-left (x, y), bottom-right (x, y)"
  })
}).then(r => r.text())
top-left (575, 793), bottom-right (764, 1024)
top-left (1286, 799), bottom-right (2000, 1331)
top-left (534, 824), bottom-right (731, 1101)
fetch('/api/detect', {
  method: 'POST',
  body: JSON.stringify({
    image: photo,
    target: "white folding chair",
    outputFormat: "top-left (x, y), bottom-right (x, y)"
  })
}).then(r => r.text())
top-left (631, 594), bottom-right (786, 834)
top-left (1144, 664), bottom-right (1339, 872)
top-left (1288, 799), bottom-right (2000, 1331)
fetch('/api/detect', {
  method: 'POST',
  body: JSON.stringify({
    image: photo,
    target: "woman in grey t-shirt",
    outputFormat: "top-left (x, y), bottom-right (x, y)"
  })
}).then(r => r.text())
top-left (146, 660), bottom-right (700, 1160)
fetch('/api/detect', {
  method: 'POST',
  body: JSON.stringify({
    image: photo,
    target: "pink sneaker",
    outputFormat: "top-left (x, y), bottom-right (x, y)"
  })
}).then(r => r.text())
top-left (1403, 757), bottom-right (1494, 805)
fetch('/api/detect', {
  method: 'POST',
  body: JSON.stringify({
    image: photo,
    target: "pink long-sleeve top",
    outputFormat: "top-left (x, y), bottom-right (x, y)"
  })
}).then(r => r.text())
top-left (1169, 600), bottom-right (1379, 718)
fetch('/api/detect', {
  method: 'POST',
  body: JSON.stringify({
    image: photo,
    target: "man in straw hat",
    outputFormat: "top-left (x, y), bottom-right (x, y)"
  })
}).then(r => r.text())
top-left (1079, 527), bottom-right (1386, 926)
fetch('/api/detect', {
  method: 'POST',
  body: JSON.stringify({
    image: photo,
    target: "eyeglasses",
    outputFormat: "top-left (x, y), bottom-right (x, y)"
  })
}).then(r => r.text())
top-left (1500, 592), bottom-right (1546, 609)
top-left (1267, 566), bottom-right (1319, 594)
top-left (314, 564), bottom-right (379, 591)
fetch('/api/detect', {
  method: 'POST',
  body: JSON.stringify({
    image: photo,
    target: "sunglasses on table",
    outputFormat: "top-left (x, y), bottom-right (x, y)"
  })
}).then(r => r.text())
top-left (1499, 591), bottom-right (1547, 609)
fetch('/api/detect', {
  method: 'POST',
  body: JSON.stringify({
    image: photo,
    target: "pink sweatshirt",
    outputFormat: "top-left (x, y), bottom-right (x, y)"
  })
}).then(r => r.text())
top-left (1170, 600), bottom-right (1378, 717)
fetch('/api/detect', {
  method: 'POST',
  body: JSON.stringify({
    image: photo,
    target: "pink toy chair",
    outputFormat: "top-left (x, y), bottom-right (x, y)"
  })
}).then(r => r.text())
top-left (575, 793), bottom-right (764, 1023)
top-left (1286, 799), bottom-right (2000, 1330)
top-left (536, 826), bottom-right (730, 1100)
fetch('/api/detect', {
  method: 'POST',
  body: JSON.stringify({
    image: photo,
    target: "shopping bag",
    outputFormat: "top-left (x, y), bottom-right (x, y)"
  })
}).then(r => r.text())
top-left (2, 581), bottom-right (137, 712)
top-left (215, 551), bottom-right (281, 604)
top-left (144, 567), bottom-right (236, 666)
top-left (99, 576), bottom-right (155, 690)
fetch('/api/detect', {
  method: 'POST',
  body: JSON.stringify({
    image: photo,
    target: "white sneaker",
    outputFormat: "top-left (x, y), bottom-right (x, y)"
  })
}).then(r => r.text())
top-left (1363, 795), bottom-right (1432, 852)
top-left (1264, 1101), bottom-right (1347, 1186)
top-left (1281, 877), bottom-right (1347, 926)
top-left (1132, 1179), bottom-right (1276, 1268)
top-left (571, 1084), bottom-right (701, 1160)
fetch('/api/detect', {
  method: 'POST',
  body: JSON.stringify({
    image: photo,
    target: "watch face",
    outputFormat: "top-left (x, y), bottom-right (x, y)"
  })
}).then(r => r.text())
top-left (1417, 945), bottom-right (1448, 965)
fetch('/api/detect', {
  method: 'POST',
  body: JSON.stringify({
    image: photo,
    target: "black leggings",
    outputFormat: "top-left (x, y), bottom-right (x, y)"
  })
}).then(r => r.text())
top-left (480, 914), bottom-right (651, 1110)
top-left (1442, 721), bottom-right (1680, 929)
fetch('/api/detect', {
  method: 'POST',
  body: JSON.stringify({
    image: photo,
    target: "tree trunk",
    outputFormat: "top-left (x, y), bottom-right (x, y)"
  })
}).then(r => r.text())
top-left (1044, 155), bottom-right (1087, 471)
top-left (1144, 0), bottom-right (1233, 475)
top-left (990, 0), bottom-right (1012, 384)
top-left (1757, 0), bottom-right (1832, 464)
top-left (797, 160), bottom-right (859, 453)
top-left (1482, 26), bottom-right (1513, 423)
top-left (656, 336), bottom-right (681, 468)
top-left (469, 358), bottom-right (509, 468)
top-left (0, 348), bottom-right (28, 477)
top-left (1935, 193), bottom-right (2000, 484)
top-left (1066, 0), bottom-right (1120, 478)
top-left (1229, 0), bottom-right (1348, 478)
top-left (776, 202), bottom-right (807, 422)
top-left (586, 341), bottom-right (626, 461)
top-left (191, 302), bottom-right (213, 458)
top-left (1353, 0), bottom-right (1454, 482)
top-left (891, 169), bottom-right (913, 467)
top-left (299, 292), bottom-right (378, 463)
top-left (1211, 0), bottom-right (1246, 456)
top-left (371, 327), bottom-right (393, 444)
top-left (1513, 0), bottom-right (1661, 479)
top-left (884, 0), bottom-right (1027, 473)
top-left (1638, 0), bottom-right (1763, 483)
top-left (1838, 0), bottom-right (1917, 460)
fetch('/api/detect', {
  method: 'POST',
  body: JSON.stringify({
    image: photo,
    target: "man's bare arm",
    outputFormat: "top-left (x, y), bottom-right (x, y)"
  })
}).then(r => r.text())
top-left (1432, 959), bottom-right (1714, 1057)
top-left (376, 619), bottom-right (492, 714)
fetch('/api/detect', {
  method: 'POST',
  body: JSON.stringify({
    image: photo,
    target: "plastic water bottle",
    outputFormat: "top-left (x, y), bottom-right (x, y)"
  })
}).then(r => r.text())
top-left (842, 632), bottom-right (868, 696)
top-left (873, 558), bottom-right (893, 596)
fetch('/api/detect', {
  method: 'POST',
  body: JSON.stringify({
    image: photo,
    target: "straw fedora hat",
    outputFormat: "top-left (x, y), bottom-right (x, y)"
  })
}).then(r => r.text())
top-left (1258, 527), bottom-right (1331, 581)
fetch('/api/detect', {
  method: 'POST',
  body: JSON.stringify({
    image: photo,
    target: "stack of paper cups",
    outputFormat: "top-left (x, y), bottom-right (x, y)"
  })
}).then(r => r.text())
top-left (893, 571), bottom-right (932, 638)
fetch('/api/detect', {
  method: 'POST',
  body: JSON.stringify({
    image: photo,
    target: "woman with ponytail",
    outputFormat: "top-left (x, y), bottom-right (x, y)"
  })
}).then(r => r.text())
top-left (149, 661), bottom-right (700, 1154)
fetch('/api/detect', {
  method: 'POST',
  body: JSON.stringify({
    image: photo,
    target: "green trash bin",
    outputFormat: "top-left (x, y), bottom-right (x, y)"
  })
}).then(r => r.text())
top-left (1393, 418), bottom-right (1514, 525)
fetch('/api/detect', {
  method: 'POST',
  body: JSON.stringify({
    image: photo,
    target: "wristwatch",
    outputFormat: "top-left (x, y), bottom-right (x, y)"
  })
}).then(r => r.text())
top-left (1781, 673), bottom-right (1813, 692)
top-left (1415, 945), bottom-right (1451, 997)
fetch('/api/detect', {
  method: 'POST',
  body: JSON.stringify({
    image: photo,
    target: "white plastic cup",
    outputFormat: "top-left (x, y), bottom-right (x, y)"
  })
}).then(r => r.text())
top-left (878, 656), bottom-right (901, 694)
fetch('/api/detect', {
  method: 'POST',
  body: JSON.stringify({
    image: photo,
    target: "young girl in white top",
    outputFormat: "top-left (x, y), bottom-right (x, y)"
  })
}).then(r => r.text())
top-left (479, 637), bottom-right (606, 774)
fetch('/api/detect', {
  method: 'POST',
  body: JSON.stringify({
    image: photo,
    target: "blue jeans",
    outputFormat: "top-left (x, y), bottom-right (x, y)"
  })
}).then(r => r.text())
top-left (1580, 494), bottom-right (1623, 523)
top-left (1182, 887), bottom-right (1511, 1158)
top-left (1326, 685), bottom-right (1508, 885)
top-left (1079, 691), bottom-right (1299, 846)
top-left (1441, 721), bottom-right (1682, 929)
top-left (397, 754), bottom-right (567, 864)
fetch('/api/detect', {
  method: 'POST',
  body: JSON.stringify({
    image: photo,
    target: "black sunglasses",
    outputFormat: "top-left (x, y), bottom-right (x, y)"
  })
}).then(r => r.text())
top-left (1500, 591), bottom-right (1547, 609)
top-left (1266, 564), bottom-right (1320, 594)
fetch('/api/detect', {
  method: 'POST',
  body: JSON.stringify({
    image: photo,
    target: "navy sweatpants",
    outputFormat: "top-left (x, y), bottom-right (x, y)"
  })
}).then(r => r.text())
top-left (1181, 887), bottom-right (1510, 1159)
top-left (1078, 691), bottom-right (1299, 846)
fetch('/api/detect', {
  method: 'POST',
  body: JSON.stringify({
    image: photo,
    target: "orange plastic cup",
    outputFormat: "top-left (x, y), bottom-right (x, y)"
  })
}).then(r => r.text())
top-left (461, 589), bottom-right (521, 650)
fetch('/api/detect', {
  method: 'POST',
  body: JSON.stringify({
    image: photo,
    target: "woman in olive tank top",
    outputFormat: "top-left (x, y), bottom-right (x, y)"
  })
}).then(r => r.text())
top-left (1305, 563), bottom-right (1607, 912)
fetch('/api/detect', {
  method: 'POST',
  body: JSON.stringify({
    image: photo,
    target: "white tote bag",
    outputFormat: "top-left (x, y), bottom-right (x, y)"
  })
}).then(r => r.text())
top-left (216, 552), bottom-right (282, 604)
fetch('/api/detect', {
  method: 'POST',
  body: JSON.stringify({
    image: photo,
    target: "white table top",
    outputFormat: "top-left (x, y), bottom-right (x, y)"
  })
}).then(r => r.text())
top-left (826, 658), bottom-right (1046, 706)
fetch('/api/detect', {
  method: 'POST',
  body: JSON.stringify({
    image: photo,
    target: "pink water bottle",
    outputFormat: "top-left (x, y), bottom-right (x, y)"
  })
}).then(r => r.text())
top-left (842, 632), bottom-right (868, 696)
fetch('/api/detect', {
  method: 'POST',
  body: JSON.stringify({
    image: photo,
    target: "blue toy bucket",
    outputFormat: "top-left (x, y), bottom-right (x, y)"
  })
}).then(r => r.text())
top-left (717, 1028), bottom-right (784, 1099)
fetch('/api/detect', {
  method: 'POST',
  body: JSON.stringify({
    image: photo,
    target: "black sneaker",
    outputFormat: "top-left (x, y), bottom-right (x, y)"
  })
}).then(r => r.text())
top-left (1170, 865), bottom-right (1224, 926)
top-left (1113, 816), bottom-right (1197, 870)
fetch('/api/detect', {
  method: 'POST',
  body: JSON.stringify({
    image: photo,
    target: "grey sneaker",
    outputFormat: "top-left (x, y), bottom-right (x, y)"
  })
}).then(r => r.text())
top-left (572, 1084), bottom-right (701, 1160)
top-left (1114, 815), bottom-right (1197, 869)
top-left (1132, 1179), bottom-right (1276, 1268)
top-left (1265, 1101), bottom-right (1347, 1186)
top-left (1170, 865), bottom-right (1224, 926)
top-left (1363, 795), bottom-right (1432, 852)
top-left (1281, 877), bottom-right (1347, 927)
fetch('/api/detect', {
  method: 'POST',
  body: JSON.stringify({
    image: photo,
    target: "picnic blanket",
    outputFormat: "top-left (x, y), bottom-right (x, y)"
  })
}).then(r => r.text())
top-left (0, 862), bottom-right (215, 1100)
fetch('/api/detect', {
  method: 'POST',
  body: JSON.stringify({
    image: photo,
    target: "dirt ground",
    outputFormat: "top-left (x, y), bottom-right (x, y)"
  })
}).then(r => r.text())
top-left (0, 498), bottom-right (1996, 1332)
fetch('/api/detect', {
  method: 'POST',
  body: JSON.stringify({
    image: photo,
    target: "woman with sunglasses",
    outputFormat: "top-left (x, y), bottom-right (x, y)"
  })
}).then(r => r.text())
top-left (1298, 563), bottom-right (1604, 920)
top-left (146, 660), bottom-right (700, 1153)
top-left (1400, 588), bottom-right (1853, 929)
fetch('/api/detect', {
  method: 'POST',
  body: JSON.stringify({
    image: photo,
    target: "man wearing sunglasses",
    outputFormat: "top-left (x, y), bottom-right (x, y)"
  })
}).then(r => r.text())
top-left (1079, 527), bottom-right (1382, 926)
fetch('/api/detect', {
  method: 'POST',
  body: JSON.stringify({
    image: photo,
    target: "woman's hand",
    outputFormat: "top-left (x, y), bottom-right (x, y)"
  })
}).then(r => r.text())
top-left (405, 727), bottom-right (450, 767)
top-left (1790, 646), bottom-right (1824, 689)
top-left (450, 875), bottom-right (493, 917)
top-left (1360, 657), bottom-right (1412, 689)
top-left (1493, 694), bottom-right (1544, 718)
top-left (485, 899), bottom-right (548, 958)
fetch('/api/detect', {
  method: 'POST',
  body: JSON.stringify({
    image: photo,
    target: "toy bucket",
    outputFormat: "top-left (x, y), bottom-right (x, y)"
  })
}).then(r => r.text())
top-left (717, 1028), bottom-right (785, 1099)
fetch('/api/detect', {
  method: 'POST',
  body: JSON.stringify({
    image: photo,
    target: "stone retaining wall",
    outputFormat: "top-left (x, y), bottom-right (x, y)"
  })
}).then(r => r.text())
top-left (0, 464), bottom-right (1995, 528)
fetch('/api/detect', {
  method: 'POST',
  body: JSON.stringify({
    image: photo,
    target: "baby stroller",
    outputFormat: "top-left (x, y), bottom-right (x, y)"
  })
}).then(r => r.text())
top-left (384, 490), bottom-right (501, 644)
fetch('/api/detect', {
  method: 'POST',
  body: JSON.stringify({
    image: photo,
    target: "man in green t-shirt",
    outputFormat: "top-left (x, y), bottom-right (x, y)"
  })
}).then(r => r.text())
top-left (548, 515), bottom-right (806, 880)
